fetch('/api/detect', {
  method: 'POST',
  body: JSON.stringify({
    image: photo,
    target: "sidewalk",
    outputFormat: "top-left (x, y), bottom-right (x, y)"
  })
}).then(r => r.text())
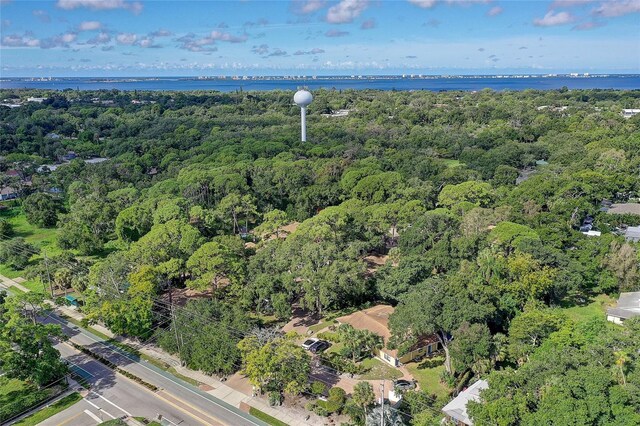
top-left (1, 273), bottom-right (324, 426)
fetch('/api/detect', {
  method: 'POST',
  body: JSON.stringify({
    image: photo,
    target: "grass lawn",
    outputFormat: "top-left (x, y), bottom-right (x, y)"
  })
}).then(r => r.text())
top-left (308, 319), bottom-right (335, 334)
top-left (0, 377), bottom-right (31, 405)
top-left (249, 407), bottom-right (289, 426)
top-left (13, 392), bottom-right (82, 426)
top-left (359, 357), bottom-right (403, 380)
top-left (0, 207), bottom-right (61, 255)
top-left (0, 208), bottom-right (61, 287)
top-left (406, 358), bottom-right (451, 399)
top-left (563, 294), bottom-right (615, 323)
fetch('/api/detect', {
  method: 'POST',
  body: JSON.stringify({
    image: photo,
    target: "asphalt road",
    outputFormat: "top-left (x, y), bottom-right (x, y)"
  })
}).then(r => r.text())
top-left (40, 341), bottom-right (206, 426)
top-left (36, 311), bottom-right (266, 426)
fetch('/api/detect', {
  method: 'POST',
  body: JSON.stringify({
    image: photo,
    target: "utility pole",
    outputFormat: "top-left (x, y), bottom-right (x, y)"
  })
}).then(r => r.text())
top-left (43, 250), bottom-right (54, 299)
top-left (169, 288), bottom-right (183, 364)
top-left (380, 381), bottom-right (385, 426)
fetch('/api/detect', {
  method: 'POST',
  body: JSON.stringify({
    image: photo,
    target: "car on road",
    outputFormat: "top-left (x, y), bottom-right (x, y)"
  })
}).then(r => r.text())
top-left (308, 340), bottom-right (330, 353)
top-left (301, 338), bottom-right (319, 350)
top-left (394, 379), bottom-right (416, 391)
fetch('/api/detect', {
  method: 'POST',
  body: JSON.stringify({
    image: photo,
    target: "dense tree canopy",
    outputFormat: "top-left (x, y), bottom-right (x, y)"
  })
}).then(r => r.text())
top-left (1, 87), bottom-right (639, 424)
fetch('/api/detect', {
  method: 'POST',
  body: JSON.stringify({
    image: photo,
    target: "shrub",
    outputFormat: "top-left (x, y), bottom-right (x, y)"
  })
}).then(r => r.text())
top-left (268, 391), bottom-right (282, 407)
top-left (316, 331), bottom-right (340, 343)
top-left (418, 357), bottom-right (445, 369)
top-left (310, 381), bottom-right (327, 396)
top-left (315, 386), bottom-right (346, 415)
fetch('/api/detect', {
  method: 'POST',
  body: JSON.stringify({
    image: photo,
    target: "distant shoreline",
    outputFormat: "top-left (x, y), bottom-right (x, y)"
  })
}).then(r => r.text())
top-left (2, 74), bottom-right (639, 92)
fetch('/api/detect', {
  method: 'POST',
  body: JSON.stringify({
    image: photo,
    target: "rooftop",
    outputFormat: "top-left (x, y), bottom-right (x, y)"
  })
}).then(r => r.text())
top-left (625, 226), bottom-right (640, 242)
top-left (607, 291), bottom-right (640, 320)
top-left (442, 379), bottom-right (489, 425)
top-left (607, 203), bottom-right (640, 215)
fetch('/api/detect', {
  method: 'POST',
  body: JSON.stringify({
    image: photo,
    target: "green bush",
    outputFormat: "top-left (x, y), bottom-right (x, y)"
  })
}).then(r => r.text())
top-left (317, 331), bottom-right (341, 343)
top-left (418, 357), bottom-right (445, 369)
top-left (315, 386), bottom-right (346, 416)
top-left (310, 381), bottom-right (327, 396)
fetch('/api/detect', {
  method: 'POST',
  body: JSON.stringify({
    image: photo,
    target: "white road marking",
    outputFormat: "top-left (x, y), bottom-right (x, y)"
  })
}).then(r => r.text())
top-left (84, 398), bottom-right (116, 419)
top-left (44, 313), bottom-right (261, 426)
top-left (83, 409), bottom-right (102, 423)
top-left (91, 391), bottom-right (133, 416)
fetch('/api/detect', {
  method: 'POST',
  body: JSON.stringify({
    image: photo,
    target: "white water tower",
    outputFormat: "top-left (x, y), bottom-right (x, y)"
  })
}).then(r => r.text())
top-left (294, 89), bottom-right (313, 142)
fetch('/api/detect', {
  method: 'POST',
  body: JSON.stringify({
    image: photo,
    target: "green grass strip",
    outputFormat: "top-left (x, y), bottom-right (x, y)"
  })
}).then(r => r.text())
top-left (248, 407), bottom-right (289, 426)
top-left (13, 392), bottom-right (82, 426)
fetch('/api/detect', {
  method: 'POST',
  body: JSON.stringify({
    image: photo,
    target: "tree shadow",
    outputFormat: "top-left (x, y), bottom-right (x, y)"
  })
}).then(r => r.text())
top-left (64, 351), bottom-right (118, 393)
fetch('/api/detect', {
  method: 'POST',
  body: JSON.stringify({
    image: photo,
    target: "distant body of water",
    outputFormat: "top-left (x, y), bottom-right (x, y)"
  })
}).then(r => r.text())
top-left (1, 75), bottom-right (639, 92)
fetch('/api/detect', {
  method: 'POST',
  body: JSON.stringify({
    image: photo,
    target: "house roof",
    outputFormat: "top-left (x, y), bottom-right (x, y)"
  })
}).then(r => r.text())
top-left (608, 203), bottom-right (640, 215)
top-left (337, 305), bottom-right (394, 342)
top-left (625, 226), bottom-right (640, 242)
top-left (607, 291), bottom-right (640, 320)
top-left (336, 305), bottom-right (438, 359)
top-left (442, 379), bottom-right (489, 426)
top-left (0, 187), bottom-right (17, 195)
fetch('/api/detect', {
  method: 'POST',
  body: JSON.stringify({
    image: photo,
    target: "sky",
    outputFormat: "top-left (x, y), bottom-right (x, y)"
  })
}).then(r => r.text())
top-left (0, 0), bottom-right (639, 77)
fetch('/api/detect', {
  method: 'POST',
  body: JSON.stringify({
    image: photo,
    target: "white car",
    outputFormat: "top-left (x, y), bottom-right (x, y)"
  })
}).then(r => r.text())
top-left (301, 338), bottom-right (319, 350)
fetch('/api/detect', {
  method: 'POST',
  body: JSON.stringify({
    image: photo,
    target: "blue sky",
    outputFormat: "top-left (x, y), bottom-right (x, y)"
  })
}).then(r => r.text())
top-left (1, 0), bottom-right (639, 76)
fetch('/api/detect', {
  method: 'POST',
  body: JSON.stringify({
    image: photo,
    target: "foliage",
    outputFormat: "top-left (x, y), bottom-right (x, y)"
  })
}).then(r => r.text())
top-left (238, 333), bottom-right (311, 396)
top-left (22, 193), bottom-right (61, 228)
top-left (0, 292), bottom-right (68, 387)
top-left (0, 238), bottom-right (37, 269)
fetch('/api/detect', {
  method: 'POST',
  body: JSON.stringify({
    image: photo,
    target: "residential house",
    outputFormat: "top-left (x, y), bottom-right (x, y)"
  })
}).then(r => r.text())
top-left (62, 151), bottom-right (78, 161)
top-left (606, 292), bottom-right (640, 324)
top-left (622, 109), bottom-right (640, 119)
top-left (607, 203), bottom-right (640, 216)
top-left (336, 305), bottom-right (440, 367)
top-left (442, 380), bottom-right (489, 426)
top-left (625, 226), bottom-right (640, 243)
top-left (0, 187), bottom-right (18, 201)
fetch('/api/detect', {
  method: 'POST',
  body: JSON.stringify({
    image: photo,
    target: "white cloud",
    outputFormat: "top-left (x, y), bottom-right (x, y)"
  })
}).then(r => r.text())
top-left (252, 44), bottom-right (270, 55)
top-left (293, 47), bottom-right (325, 55)
top-left (592, 0), bottom-right (640, 17)
top-left (79, 20), bottom-right (102, 31)
top-left (56, 0), bottom-right (143, 14)
top-left (408, 0), bottom-right (437, 7)
top-left (32, 10), bottom-right (51, 23)
top-left (1, 33), bottom-right (40, 47)
top-left (409, 0), bottom-right (489, 8)
top-left (87, 31), bottom-right (111, 44)
top-left (149, 29), bottom-right (172, 37)
top-left (209, 30), bottom-right (248, 43)
top-left (533, 10), bottom-right (575, 26)
top-left (326, 0), bottom-right (369, 24)
top-left (292, 0), bottom-right (327, 15)
top-left (116, 32), bottom-right (138, 45)
top-left (41, 32), bottom-right (77, 49)
top-left (487, 6), bottom-right (503, 16)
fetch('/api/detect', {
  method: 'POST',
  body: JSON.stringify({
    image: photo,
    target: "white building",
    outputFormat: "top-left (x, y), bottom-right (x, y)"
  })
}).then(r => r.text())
top-left (442, 380), bottom-right (489, 426)
top-left (622, 109), bottom-right (640, 119)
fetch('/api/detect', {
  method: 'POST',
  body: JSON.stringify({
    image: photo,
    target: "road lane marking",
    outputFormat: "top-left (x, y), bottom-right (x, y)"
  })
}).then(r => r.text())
top-left (91, 391), bottom-right (133, 416)
top-left (158, 390), bottom-right (222, 426)
top-left (60, 340), bottom-right (198, 426)
top-left (44, 313), bottom-right (262, 425)
top-left (56, 411), bottom-right (85, 426)
top-left (84, 398), bottom-right (116, 419)
top-left (83, 409), bottom-right (102, 423)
